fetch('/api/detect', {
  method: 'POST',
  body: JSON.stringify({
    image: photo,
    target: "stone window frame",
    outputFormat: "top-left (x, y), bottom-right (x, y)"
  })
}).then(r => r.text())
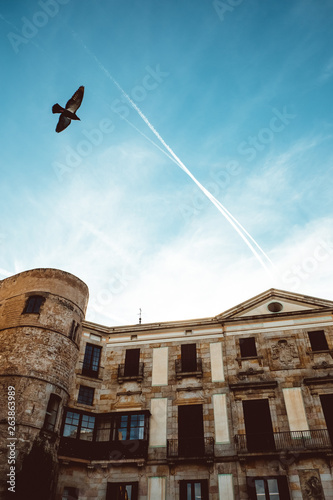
top-left (246, 476), bottom-right (290, 499)
top-left (106, 481), bottom-right (138, 500)
top-left (77, 385), bottom-right (95, 406)
top-left (43, 393), bottom-right (61, 433)
top-left (179, 479), bottom-right (209, 500)
top-left (22, 294), bottom-right (45, 314)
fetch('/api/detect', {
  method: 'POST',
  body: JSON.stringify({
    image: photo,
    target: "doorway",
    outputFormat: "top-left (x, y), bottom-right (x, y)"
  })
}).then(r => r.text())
top-left (320, 394), bottom-right (333, 445)
top-left (242, 399), bottom-right (275, 452)
top-left (178, 404), bottom-right (204, 457)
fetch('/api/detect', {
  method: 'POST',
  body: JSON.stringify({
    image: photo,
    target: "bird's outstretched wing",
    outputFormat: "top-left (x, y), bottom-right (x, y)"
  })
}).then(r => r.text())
top-left (65, 86), bottom-right (84, 113)
top-left (56, 115), bottom-right (71, 133)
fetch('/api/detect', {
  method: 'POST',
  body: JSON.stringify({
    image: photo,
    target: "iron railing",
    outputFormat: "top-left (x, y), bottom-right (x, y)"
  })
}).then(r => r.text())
top-left (175, 358), bottom-right (203, 378)
top-left (117, 362), bottom-right (144, 382)
top-left (235, 429), bottom-right (331, 453)
top-left (167, 437), bottom-right (214, 459)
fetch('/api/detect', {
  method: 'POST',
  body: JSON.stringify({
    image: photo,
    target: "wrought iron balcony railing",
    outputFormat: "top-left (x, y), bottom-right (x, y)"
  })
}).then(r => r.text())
top-left (117, 362), bottom-right (144, 382)
top-left (235, 429), bottom-right (331, 454)
top-left (167, 437), bottom-right (214, 460)
top-left (175, 358), bottom-right (203, 379)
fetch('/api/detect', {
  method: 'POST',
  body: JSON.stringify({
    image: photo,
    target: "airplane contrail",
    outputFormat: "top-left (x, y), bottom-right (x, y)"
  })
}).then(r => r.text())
top-left (74, 32), bottom-right (275, 275)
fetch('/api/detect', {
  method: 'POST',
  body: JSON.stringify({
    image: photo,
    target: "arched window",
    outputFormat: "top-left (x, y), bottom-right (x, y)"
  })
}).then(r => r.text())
top-left (23, 295), bottom-right (45, 314)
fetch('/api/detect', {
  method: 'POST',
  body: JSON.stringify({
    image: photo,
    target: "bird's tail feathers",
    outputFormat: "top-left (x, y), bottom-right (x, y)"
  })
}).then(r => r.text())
top-left (52, 103), bottom-right (64, 114)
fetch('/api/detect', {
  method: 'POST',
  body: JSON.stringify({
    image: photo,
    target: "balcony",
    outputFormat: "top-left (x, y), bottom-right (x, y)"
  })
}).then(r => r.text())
top-left (175, 358), bottom-right (203, 379)
top-left (235, 429), bottom-right (331, 454)
top-left (117, 362), bottom-right (144, 383)
top-left (59, 437), bottom-right (148, 461)
top-left (167, 437), bottom-right (214, 461)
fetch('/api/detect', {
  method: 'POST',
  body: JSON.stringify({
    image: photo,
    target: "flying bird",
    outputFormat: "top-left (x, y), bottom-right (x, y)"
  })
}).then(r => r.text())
top-left (52, 86), bottom-right (84, 133)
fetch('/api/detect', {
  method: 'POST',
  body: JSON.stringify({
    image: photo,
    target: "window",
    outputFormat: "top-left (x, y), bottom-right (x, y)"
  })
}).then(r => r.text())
top-left (61, 410), bottom-right (149, 460)
top-left (267, 302), bottom-right (283, 313)
top-left (80, 414), bottom-right (95, 441)
top-left (63, 411), bottom-right (81, 439)
top-left (23, 295), bottom-right (44, 314)
top-left (114, 413), bottom-right (145, 441)
top-left (63, 411), bottom-right (95, 441)
top-left (308, 330), bottom-right (329, 351)
top-left (63, 410), bottom-right (148, 443)
top-left (239, 337), bottom-right (257, 358)
top-left (106, 482), bottom-right (138, 500)
top-left (181, 343), bottom-right (197, 372)
top-left (43, 394), bottom-right (61, 432)
top-left (180, 480), bottom-right (208, 500)
top-left (62, 487), bottom-right (79, 500)
top-left (247, 477), bottom-right (290, 500)
top-left (69, 321), bottom-right (79, 342)
top-left (124, 349), bottom-right (140, 376)
top-left (82, 343), bottom-right (102, 377)
top-left (77, 386), bottom-right (94, 406)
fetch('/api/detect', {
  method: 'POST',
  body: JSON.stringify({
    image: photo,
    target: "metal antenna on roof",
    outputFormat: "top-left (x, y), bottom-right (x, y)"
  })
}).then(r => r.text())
top-left (138, 308), bottom-right (142, 324)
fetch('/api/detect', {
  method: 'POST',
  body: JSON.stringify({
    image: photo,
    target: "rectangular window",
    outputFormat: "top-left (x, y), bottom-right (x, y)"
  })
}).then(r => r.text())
top-left (63, 411), bottom-right (80, 439)
top-left (181, 343), bottom-right (197, 372)
top-left (23, 295), bottom-right (44, 314)
top-left (69, 321), bottom-right (79, 342)
top-left (77, 386), bottom-right (94, 406)
top-left (82, 343), bottom-right (102, 377)
top-left (239, 337), bottom-right (257, 358)
top-left (114, 413), bottom-right (145, 441)
top-left (180, 480), bottom-right (208, 500)
top-left (62, 411), bottom-right (95, 440)
top-left (106, 482), bottom-right (138, 500)
top-left (63, 410), bottom-right (147, 443)
top-left (124, 348), bottom-right (140, 376)
top-left (43, 394), bottom-right (61, 432)
top-left (308, 330), bottom-right (329, 351)
top-left (62, 487), bottom-right (79, 500)
top-left (96, 415), bottom-right (112, 442)
top-left (247, 477), bottom-right (290, 500)
top-left (80, 414), bottom-right (95, 441)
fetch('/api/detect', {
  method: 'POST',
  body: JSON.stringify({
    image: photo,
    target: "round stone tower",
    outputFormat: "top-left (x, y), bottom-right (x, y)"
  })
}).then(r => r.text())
top-left (0, 268), bottom-right (89, 500)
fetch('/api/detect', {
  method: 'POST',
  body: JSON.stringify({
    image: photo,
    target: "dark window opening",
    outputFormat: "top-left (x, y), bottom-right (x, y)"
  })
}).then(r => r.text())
top-left (69, 321), bottom-right (79, 342)
top-left (43, 394), bottom-right (61, 432)
top-left (180, 480), bottom-right (208, 500)
top-left (23, 295), bottom-right (44, 314)
top-left (178, 404), bottom-right (204, 457)
top-left (267, 301), bottom-right (283, 313)
top-left (308, 330), bottom-right (329, 351)
top-left (247, 476), bottom-right (290, 500)
top-left (181, 343), bottom-right (197, 372)
top-left (82, 343), bottom-right (102, 378)
top-left (124, 349), bottom-right (140, 377)
top-left (106, 482), bottom-right (138, 500)
top-left (77, 386), bottom-right (94, 406)
top-left (243, 399), bottom-right (275, 452)
top-left (239, 337), bottom-right (257, 358)
top-left (62, 487), bottom-right (79, 500)
top-left (320, 394), bottom-right (333, 445)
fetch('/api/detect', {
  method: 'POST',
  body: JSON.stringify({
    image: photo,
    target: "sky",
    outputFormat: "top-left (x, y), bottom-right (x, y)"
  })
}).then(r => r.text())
top-left (1, 0), bottom-right (333, 326)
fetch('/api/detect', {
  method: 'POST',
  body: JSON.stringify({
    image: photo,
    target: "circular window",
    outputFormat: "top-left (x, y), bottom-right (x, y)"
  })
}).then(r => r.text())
top-left (267, 301), bottom-right (283, 313)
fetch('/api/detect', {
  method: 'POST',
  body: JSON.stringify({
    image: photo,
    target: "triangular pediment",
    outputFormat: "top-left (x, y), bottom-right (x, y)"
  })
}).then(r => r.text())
top-left (215, 289), bottom-right (333, 320)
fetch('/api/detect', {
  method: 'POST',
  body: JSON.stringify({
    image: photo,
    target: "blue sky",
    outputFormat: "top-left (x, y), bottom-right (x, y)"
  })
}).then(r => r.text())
top-left (1, 0), bottom-right (333, 325)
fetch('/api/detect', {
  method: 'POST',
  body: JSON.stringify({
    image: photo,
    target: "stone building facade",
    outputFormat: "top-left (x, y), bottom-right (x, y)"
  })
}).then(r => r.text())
top-left (1, 268), bottom-right (333, 499)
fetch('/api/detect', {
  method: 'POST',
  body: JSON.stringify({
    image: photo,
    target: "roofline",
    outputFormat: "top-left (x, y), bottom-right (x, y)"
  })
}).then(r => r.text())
top-left (82, 288), bottom-right (333, 335)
